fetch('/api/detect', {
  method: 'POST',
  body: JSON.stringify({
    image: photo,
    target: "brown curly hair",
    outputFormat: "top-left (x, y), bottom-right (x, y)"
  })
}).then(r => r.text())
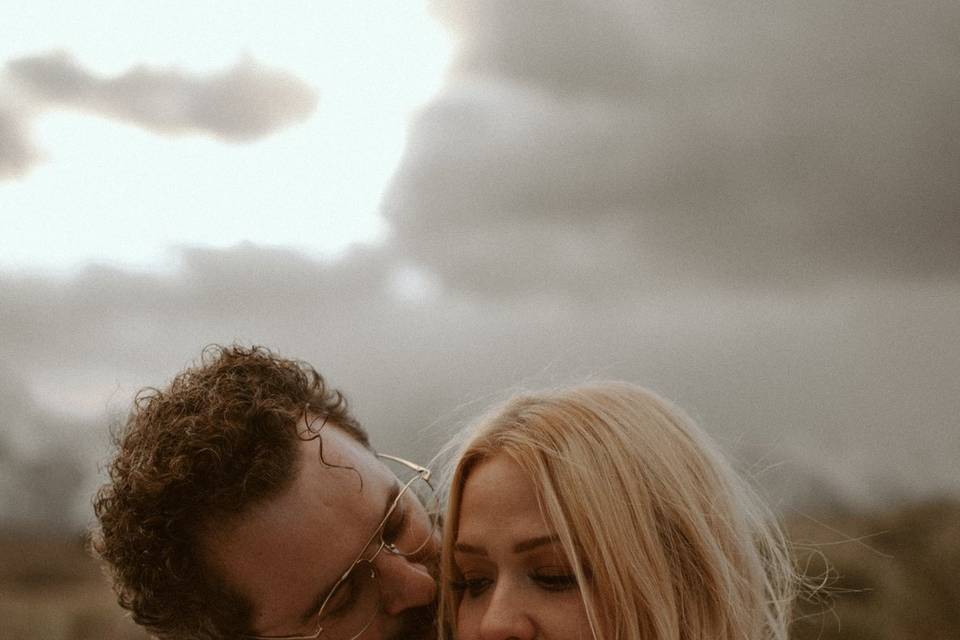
top-left (92, 344), bottom-right (369, 639)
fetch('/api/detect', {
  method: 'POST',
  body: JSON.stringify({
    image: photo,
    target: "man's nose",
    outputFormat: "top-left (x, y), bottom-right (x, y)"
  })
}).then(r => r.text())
top-left (375, 553), bottom-right (437, 615)
top-left (477, 583), bottom-right (536, 640)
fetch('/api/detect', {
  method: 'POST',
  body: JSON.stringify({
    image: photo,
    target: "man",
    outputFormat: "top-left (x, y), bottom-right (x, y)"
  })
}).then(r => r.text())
top-left (93, 345), bottom-right (439, 640)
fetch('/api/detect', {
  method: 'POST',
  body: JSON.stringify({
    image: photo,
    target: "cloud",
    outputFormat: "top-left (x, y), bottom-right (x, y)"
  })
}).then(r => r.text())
top-left (0, 108), bottom-right (35, 179)
top-left (2, 3), bottom-right (959, 532)
top-left (0, 85), bottom-right (39, 179)
top-left (0, 366), bottom-right (91, 531)
top-left (2, 246), bottom-right (960, 532)
top-left (7, 51), bottom-right (318, 141)
top-left (0, 51), bottom-right (318, 179)
top-left (0, 243), bottom-right (394, 376)
top-left (384, 0), bottom-right (960, 294)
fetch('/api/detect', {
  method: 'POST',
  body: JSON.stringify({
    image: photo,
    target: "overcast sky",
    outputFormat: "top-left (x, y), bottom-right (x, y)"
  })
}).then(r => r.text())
top-left (1, 0), bottom-right (958, 531)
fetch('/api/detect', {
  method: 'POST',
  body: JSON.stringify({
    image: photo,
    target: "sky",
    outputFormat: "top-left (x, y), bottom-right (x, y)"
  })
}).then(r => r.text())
top-left (0, 1), bottom-right (451, 271)
top-left (1, 0), bottom-right (958, 531)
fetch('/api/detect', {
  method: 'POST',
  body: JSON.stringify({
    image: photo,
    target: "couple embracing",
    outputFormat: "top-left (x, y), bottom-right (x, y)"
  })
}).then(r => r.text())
top-left (94, 345), bottom-right (796, 640)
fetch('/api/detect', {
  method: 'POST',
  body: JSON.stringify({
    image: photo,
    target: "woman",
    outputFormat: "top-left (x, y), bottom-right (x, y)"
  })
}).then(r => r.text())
top-left (439, 382), bottom-right (796, 640)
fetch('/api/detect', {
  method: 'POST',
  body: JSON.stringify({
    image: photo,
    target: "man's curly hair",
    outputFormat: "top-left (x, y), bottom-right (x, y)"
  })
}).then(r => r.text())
top-left (92, 345), bottom-right (369, 640)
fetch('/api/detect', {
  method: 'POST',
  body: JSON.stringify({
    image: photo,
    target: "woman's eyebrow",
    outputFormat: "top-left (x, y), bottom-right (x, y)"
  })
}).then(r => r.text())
top-left (454, 534), bottom-right (561, 556)
top-left (513, 534), bottom-right (560, 553)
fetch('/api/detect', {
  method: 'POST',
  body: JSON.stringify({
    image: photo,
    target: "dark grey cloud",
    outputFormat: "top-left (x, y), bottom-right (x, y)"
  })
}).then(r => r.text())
top-left (1, 246), bottom-right (959, 531)
top-left (0, 51), bottom-right (318, 179)
top-left (0, 243), bottom-right (394, 376)
top-left (384, 0), bottom-right (960, 294)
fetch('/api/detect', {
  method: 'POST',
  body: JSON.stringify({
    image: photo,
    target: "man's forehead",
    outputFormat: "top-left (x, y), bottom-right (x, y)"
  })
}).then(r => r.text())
top-left (266, 428), bottom-right (392, 552)
top-left (291, 428), bottom-right (391, 517)
top-left (204, 428), bottom-right (391, 552)
top-left (200, 428), bottom-right (394, 634)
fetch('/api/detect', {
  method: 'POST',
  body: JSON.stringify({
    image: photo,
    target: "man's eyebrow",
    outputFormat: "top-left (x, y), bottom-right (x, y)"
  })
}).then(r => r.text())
top-left (293, 480), bottom-right (402, 626)
top-left (454, 534), bottom-right (561, 557)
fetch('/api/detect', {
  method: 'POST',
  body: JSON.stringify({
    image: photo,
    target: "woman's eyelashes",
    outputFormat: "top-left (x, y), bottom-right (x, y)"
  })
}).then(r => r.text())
top-left (450, 567), bottom-right (579, 598)
top-left (449, 574), bottom-right (493, 597)
top-left (531, 569), bottom-right (578, 591)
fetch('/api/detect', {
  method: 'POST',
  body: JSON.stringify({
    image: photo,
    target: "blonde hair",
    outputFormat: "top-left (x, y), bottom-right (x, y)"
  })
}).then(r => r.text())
top-left (439, 382), bottom-right (796, 640)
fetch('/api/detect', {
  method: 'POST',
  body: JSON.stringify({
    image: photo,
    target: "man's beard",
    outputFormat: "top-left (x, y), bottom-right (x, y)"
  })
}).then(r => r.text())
top-left (388, 602), bottom-right (437, 640)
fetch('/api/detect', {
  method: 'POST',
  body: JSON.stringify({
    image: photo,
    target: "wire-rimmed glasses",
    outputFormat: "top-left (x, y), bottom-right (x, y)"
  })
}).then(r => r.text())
top-left (244, 454), bottom-right (439, 640)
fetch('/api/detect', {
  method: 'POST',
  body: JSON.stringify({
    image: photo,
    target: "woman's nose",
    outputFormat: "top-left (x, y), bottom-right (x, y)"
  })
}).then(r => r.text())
top-left (375, 552), bottom-right (437, 615)
top-left (477, 583), bottom-right (536, 640)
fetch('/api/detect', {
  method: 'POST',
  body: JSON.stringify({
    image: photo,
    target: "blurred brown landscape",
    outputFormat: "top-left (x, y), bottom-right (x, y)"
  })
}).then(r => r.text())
top-left (789, 497), bottom-right (960, 640)
top-left (0, 531), bottom-right (147, 639)
top-left (1, 498), bottom-right (958, 640)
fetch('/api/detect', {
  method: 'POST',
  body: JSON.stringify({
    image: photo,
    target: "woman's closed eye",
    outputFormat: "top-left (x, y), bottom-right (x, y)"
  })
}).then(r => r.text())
top-left (531, 568), bottom-right (578, 591)
top-left (449, 574), bottom-right (493, 598)
top-left (449, 568), bottom-right (578, 598)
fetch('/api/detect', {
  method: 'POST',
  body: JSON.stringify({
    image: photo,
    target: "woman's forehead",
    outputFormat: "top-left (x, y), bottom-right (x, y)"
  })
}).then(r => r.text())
top-left (457, 455), bottom-right (548, 539)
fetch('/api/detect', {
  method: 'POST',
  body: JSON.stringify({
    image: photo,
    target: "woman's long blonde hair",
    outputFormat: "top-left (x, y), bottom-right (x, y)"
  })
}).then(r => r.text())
top-left (439, 382), bottom-right (796, 640)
